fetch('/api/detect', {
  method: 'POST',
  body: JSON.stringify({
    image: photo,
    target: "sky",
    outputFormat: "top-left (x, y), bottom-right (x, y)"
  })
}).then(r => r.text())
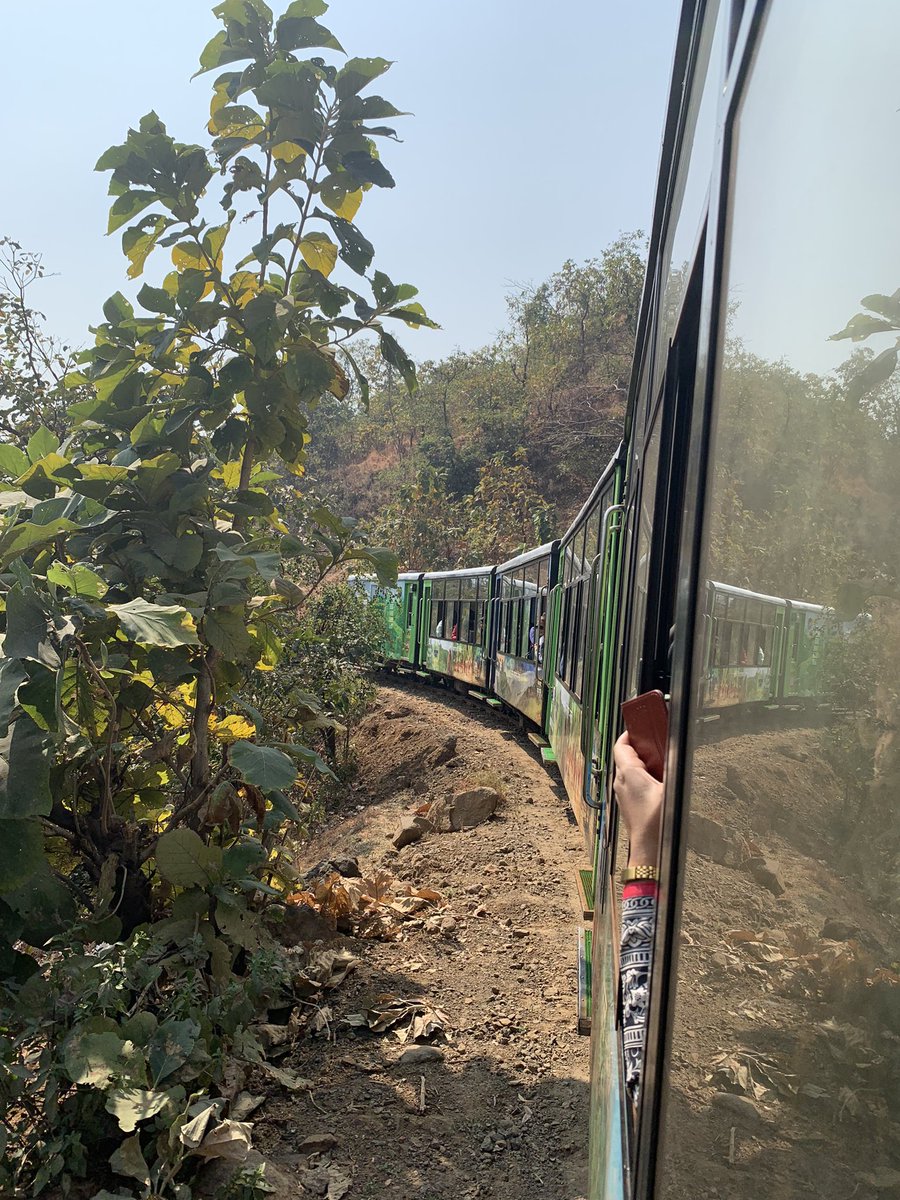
top-left (2, 1), bottom-right (681, 363)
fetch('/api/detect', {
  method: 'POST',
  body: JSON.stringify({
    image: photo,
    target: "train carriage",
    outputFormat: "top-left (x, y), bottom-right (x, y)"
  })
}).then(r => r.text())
top-left (490, 541), bottom-right (559, 725)
top-left (422, 566), bottom-right (494, 690)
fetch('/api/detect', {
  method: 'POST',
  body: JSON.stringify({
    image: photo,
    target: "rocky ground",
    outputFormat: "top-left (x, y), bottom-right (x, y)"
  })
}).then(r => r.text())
top-left (248, 678), bottom-right (591, 1200)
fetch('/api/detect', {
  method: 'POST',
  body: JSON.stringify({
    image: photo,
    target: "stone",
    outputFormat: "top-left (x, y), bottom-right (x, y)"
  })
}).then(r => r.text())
top-left (196, 1152), bottom-right (294, 1200)
top-left (392, 813), bottom-right (431, 849)
top-left (304, 856), bottom-right (361, 883)
top-left (689, 813), bottom-right (747, 867)
top-left (821, 917), bottom-right (860, 942)
top-left (440, 914), bottom-right (458, 934)
top-left (431, 735), bottom-right (458, 767)
top-left (449, 786), bottom-right (500, 831)
top-left (710, 1092), bottom-right (769, 1126)
top-left (398, 1045), bottom-right (445, 1066)
top-left (278, 902), bottom-right (336, 947)
top-left (747, 856), bottom-right (785, 896)
top-left (298, 1132), bottom-right (339, 1154)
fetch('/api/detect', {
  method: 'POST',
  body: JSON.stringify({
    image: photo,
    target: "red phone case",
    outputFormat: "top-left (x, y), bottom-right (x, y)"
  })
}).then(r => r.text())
top-left (621, 690), bottom-right (668, 781)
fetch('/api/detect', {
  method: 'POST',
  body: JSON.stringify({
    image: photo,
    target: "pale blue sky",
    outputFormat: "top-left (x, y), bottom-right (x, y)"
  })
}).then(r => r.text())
top-left (3, 1), bottom-right (680, 362)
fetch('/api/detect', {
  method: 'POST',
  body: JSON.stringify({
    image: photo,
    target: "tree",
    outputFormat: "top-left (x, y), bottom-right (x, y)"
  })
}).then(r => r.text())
top-left (0, 2), bottom-right (431, 1193)
top-left (0, 238), bottom-right (82, 443)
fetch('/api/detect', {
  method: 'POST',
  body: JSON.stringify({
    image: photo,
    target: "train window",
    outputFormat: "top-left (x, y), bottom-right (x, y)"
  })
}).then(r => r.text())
top-left (653, 0), bottom-right (725, 401)
top-left (585, 508), bottom-right (602, 568)
top-left (655, 5), bottom-right (900, 1198)
top-left (626, 416), bottom-right (663, 698)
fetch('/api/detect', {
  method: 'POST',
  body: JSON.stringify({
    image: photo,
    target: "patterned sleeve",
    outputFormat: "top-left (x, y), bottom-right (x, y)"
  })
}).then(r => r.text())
top-left (620, 880), bottom-right (658, 1103)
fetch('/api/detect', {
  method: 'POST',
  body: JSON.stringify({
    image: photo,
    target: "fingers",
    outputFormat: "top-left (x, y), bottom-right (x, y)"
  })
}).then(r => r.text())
top-left (614, 731), bottom-right (646, 773)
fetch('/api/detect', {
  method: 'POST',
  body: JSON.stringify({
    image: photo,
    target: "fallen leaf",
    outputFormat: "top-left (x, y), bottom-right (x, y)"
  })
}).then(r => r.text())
top-left (260, 1063), bottom-right (312, 1091)
top-left (194, 1118), bottom-right (253, 1161)
top-left (327, 1166), bottom-right (353, 1199)
top-left (230, 1092), bottom-right (266, 1121)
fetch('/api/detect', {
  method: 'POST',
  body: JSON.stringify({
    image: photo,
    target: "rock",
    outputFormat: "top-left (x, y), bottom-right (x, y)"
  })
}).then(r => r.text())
top-left (196, 1152), bottom-right (294, 1200)
top-left (440, 915), bottom-right (458, 935)
top-left (710, 1092), bottom-right (768, 1126)
top-left (449, 786), bottom-right (500, 831)
top-left (392, 813), bottom-right (431, 849)
top-left (821, 917), bottom-right (859, 942)
top-left (431, 735), bottom-right (458, 767)
top-left (384, 706), bottom-right (412, 720)
top-left (298, 1132), bottom-right (339, 1154)
top-left (398, 1045), bottom-right (445, 1066)
top-left (747, 856), bottom-right (785, 896)
top-left (304, 856), bottom-right (361, 883)
top-left (689, 813), bottom-right (747, 867)
top-left (278, 903), bottom-right (336, 947)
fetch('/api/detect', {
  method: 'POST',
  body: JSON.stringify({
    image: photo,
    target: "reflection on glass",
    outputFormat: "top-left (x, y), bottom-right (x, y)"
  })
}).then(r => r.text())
top-left (661, 4), bottom-right (900, 1198)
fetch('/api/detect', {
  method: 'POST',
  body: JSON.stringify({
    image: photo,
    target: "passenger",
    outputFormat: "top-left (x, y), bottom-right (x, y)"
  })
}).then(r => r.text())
top-left (450, 623), bottom-right (459, 641)
top-left (528, 622), bottom-right (536, 660)
top-left (537, 613), bottom-right (546, 666)
top-left (435, 618), bottom-right (444, 638)
top-left (613, 731), bottom-right (664, 1106)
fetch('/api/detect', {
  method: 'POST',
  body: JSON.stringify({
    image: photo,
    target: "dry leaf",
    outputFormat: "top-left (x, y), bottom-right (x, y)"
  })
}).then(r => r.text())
top-left (327, 1166), bottom-right (353, 1199)
top-left (179, 1098), bottom-right (224, 1149)
top-left (230, 1092), bottom-right (266, 1121)
top-left (194, 1119), bottom-right (253, 1162)
top-left (260, 1063), bottom-right (312, 1091)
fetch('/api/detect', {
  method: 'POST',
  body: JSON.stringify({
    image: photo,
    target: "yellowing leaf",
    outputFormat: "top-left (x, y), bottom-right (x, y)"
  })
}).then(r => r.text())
top-left (213, 460), bottom-right (244, 488)
top-left (334, 189), bottom-right (363, 221)
top-left (271, 141), bottom-right (306, 164)
top-left (171, 243), bottom-right (205, 271)
top-left (209, 714), bottom-right (256, 744)
top-left (299, 234), bottom-right (337, 278)
top-left (229, 271), bottom-right (260, 307)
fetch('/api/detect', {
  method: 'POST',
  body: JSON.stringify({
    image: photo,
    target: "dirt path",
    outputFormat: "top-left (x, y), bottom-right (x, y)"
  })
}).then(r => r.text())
top-left (255, 679), bottom-right (590, 1199)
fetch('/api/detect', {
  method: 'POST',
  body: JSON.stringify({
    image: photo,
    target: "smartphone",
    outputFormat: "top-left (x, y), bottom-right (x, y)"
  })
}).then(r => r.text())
top-left (621, 690), bottom-right (668, 781)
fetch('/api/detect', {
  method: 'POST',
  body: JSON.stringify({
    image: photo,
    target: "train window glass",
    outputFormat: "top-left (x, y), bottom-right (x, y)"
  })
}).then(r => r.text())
top-left (657, 5), bottom-right (900, 1197)
top-left (654, 0), bottom-right (725, 400)
top-left (585, 508), bottom-right (602, 568)
top-left (626, 418), bottom-right (663, 697)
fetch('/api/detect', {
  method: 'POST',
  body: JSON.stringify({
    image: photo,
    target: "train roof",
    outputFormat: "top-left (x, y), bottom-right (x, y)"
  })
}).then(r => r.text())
top-left (496, 541), bottom-right (558, 575)
top-left (710, 581), bottom-right (786, 606)
top-left (710, 581), bottom-right (825, 614)
top-left (424, 564), bottom-right (494, 581)
top-left (398, 571), bottom-right (424, 582)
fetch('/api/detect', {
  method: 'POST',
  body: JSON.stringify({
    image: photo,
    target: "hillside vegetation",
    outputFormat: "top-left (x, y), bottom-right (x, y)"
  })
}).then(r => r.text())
top-left (307, 234), bottom-right (646, 569)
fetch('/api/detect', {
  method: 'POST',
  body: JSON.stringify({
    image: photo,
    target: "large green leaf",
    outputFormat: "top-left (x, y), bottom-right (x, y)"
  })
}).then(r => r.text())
top-left (106, 1088), bottom-right (171, 1133)
top-left (155, 828), bottom-right (222, 887)
top-left (148, 1018), bottom-right (200, 1084)
top-left (379, 330), bottom-right (417, 392)
top-left (0, 716), bottom-right (53, 818)
top-left (274, 14), bottom-right (343, 53)
top-left (26, 426), bottom-right (60, 464)
top-left (3, 587), bottom-right (56, 666)
top-left (334, 57), bottom-right (392, 100)
top-left (109, 598), bottom-right (200, 647)
top-left (0, 659), bottom-right (28, 736)
top-left (0, 818), bottom-right (44, 894)
top-left (63, 1029), bottom-right (135, 1087)
top-left (230, 740), bottom-right (297, 791)
top-left (47, 562), bottom-right (109, 599)
top-left (109, 1134), bottom-right (151, 1187)
top-left (205, 607), bottom-right (254, 660)
top-left (4, 861), bottom-right (76, 946)
top-left (0, 444), bottom-right (29, 478)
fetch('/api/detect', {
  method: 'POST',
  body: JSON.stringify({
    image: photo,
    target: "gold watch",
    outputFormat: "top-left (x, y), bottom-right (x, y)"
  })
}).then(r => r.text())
top-left (620, 864), bottom-right (659, 884)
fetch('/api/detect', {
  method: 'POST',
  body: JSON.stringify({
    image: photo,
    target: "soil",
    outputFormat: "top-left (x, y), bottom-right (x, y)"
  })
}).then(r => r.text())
top-left (253, 679), bottom-right (591, 1200)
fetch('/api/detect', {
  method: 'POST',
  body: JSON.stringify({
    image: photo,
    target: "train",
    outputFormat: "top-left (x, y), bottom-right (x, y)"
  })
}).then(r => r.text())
top-left (356, 1), bottom-right (899, 1196)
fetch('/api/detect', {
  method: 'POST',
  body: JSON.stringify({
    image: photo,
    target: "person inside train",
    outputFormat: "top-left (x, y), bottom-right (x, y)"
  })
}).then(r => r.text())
top-left (537, 612), bottom-right (546, 665)
top-left (613, 730), bottom-right (664, 1105)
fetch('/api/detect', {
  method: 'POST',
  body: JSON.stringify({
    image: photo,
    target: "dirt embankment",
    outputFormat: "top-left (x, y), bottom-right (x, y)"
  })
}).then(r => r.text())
top-left (253, 681), bottom-right (591, 1200)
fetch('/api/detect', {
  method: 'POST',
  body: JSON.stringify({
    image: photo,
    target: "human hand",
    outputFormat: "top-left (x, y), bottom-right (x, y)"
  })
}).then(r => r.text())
top-left (613, 732), bottom-right (664, 866)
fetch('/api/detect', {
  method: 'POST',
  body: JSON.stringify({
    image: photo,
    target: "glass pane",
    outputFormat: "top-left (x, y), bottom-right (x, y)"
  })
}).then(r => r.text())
top-left (627, 419), bottom-right (662, 697)
top-left (654, 0), bottom-right (725, 398)
top-left (660, 6), bottom-right (900, 1198)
